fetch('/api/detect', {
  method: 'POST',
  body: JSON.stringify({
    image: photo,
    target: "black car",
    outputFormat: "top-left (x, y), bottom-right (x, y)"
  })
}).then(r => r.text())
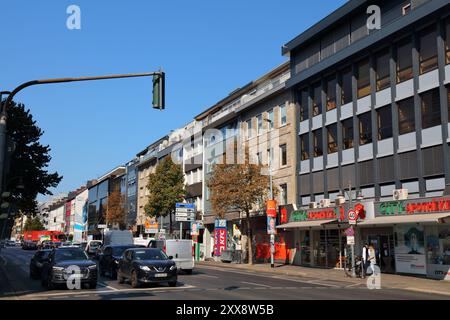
top-left (22, 240), bottom-right (38, 250)
top-left (98, 245), bottom-right (140, 279)
top-left (39, 241), bottom-right (53, 250)
top-left (117, 248), bottom-right (177, 288)
top-left (41, 247), bottom-right (98, 290)
top-left (29, 249), bottom-right (52, 279)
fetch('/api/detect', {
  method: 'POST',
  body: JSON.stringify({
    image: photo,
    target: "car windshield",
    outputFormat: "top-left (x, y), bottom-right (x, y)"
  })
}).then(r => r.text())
top-left (112, 246), bottom-right (134, 256)
top-left (54, 249), bottom-right (89, 262)
top-left (134, 249), bottom-right (168, 261)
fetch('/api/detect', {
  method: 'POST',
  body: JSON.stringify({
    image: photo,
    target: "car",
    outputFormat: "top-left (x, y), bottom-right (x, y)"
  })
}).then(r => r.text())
top-left (5, 240), bottom-right (16, 247)
top-left (40, 247), bottom-right (98, 290)
top-left (117, 248), bottom-right (177, 288)
top-left (29, 249), bottom-right (52, 279)
top-left (39, 240), bottom-right (53, 250)
top-left (98, 245), bottom-right (141, 279)
top-left (52, 242), bottom-right (63, 248)
top-left (148, 239), bottom-right (194, 274)
top-left (22, 240), bottom-right (38, 250)
top-left (61, 241), bottom-right (74, 247)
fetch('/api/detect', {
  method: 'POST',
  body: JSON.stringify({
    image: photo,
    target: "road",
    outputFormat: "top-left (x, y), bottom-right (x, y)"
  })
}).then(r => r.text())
top-left (0, 247), bottom-right (448, 300)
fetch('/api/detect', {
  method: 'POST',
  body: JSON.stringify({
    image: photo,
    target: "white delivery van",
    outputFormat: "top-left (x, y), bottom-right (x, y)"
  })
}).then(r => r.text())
top-left (148, 239), bottom-right (194, 274)
top-left (103, 230), bottom-right (134, 246)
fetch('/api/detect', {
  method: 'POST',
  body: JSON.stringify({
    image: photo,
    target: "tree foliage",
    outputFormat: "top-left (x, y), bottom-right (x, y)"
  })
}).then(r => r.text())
top-left (144, 157), bottom-right (185, 231)
top-left (207, 149), bottom-right (276, 265)
top-left (23, 216), bottom-right (45, 231)
top-left (106, 189), bottom-right (126, 230)
top-left (5, 101), bottom-right (62, 214)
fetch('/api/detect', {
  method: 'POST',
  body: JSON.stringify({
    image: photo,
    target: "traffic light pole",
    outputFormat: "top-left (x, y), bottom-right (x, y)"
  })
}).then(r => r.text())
top-left (0, 71), bottom-right (165, 199)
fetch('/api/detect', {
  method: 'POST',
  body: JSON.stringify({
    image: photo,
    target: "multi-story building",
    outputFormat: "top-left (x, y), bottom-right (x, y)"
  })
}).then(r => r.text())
top-left (37, 193), bottom-right (67, 229)
top-left (125, 158), bottom-right (139, 231)
top-left (73, 188), bottom-right (88, 243)
top-left (277, 0), bottom-right (450, 278)
top-left (87, 166), bottom-right (126, 239)
top-left (48, 199), bottom-right (66, 232)
top-left (197, 62), bottom-right (295, 260)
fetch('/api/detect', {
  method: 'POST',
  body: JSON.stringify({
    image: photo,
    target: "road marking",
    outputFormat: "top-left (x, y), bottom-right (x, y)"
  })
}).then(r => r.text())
top-left (241, 281), bottom-right (271, 288)
top-left (19, 284), bottom-right (197, 299)
top-left (305, 280), bottom-right (340, 288)
top-left (195, 274), bottom-right (219, 279)
top-left (98, 282), bottom-right (119, 291)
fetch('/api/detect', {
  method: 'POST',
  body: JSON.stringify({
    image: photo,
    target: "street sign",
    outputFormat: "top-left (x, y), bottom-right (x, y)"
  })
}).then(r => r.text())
top-left (145, 228), bottom-right (158, 234)
top-left (344, 226), bottom-right (355, 237)
top-left (347, 236), bottom-right (355, 245)
top-left (348, 209), bottom-right (357, 225)
top-left (176, 203), bottom-right (196, 222)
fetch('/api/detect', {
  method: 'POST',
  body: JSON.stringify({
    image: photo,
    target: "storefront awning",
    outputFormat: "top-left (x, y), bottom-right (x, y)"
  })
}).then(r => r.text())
top-left (276, 219), bottom-right (337, 229)
top-left (358, 213), bottom-right (450, 226)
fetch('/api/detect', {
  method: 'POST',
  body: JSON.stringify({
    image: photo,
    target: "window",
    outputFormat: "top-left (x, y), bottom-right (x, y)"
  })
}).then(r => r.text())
top-left (299, 89), bottom-right (309, 121)
top-left (376, 49), bottom-right (390, 91)
top-left (396, 39), bottom-right (413, 83)
top-left (357, 59), bottom-right (370, 98)
top-left (280, 144), bottom-right (287, 166)
top-left (280, 104), bottom-right (287, 126)
top-left (341, 68), bottom-right (353, 105)
top-left (312, 83), bottom-right (322, 116)
top-left (267, 109), bottom-right (274, 130)
top-left (377, 105), bottom-right (393, 140)
top-left (325, 77), bottom-right (337, 111)
top-left (327, 124), bottom-right (338, 154)
top-left (419, 26), bottom-right (438, 74)
top-left (358, 112), bottom-right (372, 145)
top-left (342, 118), bottom-right (354, 149)
top-left (421, 89), bottom-right (441, 129)
top-left (257, 114), bottom-right (263, 135)
top-left (398, 97), bottom-right (415, 135)
top-left (300, 134), bottom-right (309, 160)
top-left (246, 119), bottom-right (253, 139)
top-left (446, 18), bottom-right (450, 64)
top-left (280, 184), bottom-right (288, 205)
top-left (313, 129), bottom-right (323, 157)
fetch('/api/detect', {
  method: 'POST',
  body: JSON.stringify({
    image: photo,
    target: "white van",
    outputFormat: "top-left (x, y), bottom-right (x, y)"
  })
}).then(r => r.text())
top-left (148, 239), bottom-right (194, 274)
top-left (103, 230), bottom-right (134, 246)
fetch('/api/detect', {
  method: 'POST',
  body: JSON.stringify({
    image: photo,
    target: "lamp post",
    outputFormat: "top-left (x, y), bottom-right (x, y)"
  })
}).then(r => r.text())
top-left (0, 71), bottom-right (165, 198)
top-left (264, 118), bottom-right (275, 268)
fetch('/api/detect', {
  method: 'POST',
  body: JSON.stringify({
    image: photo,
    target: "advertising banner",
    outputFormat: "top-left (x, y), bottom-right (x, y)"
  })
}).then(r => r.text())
top-left (267, 216), bottom-right (277, 235)
top-left (394, 225), bottom-right (426, 275)
top-left (266, 200), bottom-right (277, 218)
top-left (214, 219), bottom-right (227, 257)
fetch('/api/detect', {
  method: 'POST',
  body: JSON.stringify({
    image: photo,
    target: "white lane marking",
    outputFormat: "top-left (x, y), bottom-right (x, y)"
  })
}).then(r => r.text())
top-left (305, 280), bottom-right (340, 288)
top-left (241, 281), bottom-right (271, 288)
top-left (195, 274), bottom-right (219, 279)
top-left (98, 282), bottom-right (119, 291)
top-left (20, 284), bottom-right (196, 299)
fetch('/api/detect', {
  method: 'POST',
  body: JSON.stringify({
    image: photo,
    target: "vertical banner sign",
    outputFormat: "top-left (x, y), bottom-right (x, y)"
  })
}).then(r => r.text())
top-left (267, 216), bottom-right (277, 235)
top-left (266, 200), bottom-right (277, 218)
top-left (214, 219), bottom-right (227, 257)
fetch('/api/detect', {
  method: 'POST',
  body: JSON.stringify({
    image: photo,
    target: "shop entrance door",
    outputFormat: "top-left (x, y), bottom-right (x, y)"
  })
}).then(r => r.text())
top-left (367, 234), bottom-right (395, 273)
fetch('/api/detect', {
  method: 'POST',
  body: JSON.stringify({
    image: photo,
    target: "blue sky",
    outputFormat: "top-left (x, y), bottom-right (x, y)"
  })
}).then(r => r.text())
top-left (1, 0), bottom-right (347, 199)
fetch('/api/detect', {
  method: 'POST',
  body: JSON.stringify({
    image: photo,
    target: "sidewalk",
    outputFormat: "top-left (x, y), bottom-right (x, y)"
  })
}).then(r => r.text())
top-left (197, 260), bottom-right (450, 297)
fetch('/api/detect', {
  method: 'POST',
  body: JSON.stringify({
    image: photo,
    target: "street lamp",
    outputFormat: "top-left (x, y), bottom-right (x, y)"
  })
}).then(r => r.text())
top-left (263, 118), bottom-right (275, 268)
top-left (0, 71), bottom-right (166, 198)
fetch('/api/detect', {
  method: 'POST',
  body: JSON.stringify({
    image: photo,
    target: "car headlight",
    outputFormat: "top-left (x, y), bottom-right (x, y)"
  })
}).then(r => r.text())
top-left (114, 260), bottom-right (119, 265)
top-left (88, 265), bottom-right (97, 270)
top-left (52, 266), bottom-right (65, 272)
top-left (140, 266), bottom-right (151, 272)
top-left (170, 265), bottom-right (177, 271)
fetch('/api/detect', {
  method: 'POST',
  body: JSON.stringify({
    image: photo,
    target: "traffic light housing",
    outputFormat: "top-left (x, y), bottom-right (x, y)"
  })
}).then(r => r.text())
top-left (152, 72), bottom-right (165, 110)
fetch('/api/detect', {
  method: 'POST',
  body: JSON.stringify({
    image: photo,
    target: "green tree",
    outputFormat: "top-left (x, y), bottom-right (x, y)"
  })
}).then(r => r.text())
top-left (144, 157), bottom-right (185, 233)
top-left (23, 216), bottom-right (45, 231)
top-left (4, 101), bottom-right (63, 215)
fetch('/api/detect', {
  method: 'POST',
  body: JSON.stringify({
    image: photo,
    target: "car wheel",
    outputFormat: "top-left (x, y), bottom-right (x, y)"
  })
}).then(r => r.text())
top-left (168, 281), bottom-right (177, 287)
top-left (131, 270), bottom-right (140, 288)
top-left (118, 273), bottom-right (125, 284)
top-left (184, 269), bottom-right (193, 275)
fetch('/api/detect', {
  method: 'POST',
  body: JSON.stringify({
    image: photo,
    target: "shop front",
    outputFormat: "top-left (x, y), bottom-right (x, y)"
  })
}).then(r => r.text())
top-left (359, 196), bottom-right (450, 280)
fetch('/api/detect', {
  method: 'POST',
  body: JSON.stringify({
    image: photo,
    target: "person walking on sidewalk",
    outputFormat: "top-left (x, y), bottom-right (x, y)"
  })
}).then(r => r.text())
top-left (361, 243), bottom-right (369, 278)
top-left (367, 245), bottom-right (377, 275)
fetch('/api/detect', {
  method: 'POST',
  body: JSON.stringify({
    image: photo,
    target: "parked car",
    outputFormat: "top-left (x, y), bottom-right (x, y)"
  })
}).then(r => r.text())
top-left (117, 248), bottom-right (177, 288)
top-left (29, 249), bottom-right (52, 279)
top-left (98, 245), bottom-right (141, 279)
top-left (148, 239), bottom-right (194, 274)
top-left (85, 240), bottom-right (102, 256)
top-left (22, 240), bottom-right (38, 250)
top-left (41, 247), bottom-right (98, 290)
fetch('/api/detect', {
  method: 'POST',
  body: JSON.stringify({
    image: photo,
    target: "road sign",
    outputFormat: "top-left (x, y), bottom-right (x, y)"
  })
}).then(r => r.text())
top-left (348, 209), bottom-right (357, 225)
top-left (344, 226), bottom-right (355, 237)
top-left (176, 203), bottom-right (196, 222)
top-left (347, 236), bottom-right (355, 245)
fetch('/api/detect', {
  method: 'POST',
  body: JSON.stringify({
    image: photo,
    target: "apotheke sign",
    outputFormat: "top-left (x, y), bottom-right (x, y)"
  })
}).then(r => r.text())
top-left (377, 197), bottom-right (450, 217)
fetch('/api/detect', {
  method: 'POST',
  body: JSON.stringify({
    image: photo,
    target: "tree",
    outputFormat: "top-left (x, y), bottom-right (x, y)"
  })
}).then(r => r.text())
top-left (4, 101), bottom-right (62, 215)
top-left (106, 189), bottom-right (127, 230)
top-left (144, 157), bottom-right (185, 234)
top-left (207, 149), bottom-right (275, 265)
top-left (23, 216), bottom-right (45, 232)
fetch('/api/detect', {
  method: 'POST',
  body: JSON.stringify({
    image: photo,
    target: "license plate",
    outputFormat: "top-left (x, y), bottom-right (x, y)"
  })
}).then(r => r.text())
top-left (154, 273), bottom-right (168, 278)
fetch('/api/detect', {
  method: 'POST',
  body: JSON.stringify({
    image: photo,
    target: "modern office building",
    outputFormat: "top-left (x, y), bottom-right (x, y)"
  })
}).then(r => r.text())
top-left (276, 0), bottom-right (450, 277)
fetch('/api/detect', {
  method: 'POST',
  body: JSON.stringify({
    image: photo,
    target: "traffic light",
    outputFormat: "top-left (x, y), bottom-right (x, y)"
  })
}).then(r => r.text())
top-left (152, 72), bottom-right (165, 110)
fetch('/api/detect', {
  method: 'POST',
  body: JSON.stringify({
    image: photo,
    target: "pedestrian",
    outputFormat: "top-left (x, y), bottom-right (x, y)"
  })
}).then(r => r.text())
top-left (368, 245), bottom-right (377, 275)
top-left (361, 243), bottom-right (369, 278)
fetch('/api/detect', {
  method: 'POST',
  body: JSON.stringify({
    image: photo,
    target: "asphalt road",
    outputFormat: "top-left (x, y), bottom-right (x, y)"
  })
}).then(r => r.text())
top-left (0, 247), bottom-right (448, 300)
